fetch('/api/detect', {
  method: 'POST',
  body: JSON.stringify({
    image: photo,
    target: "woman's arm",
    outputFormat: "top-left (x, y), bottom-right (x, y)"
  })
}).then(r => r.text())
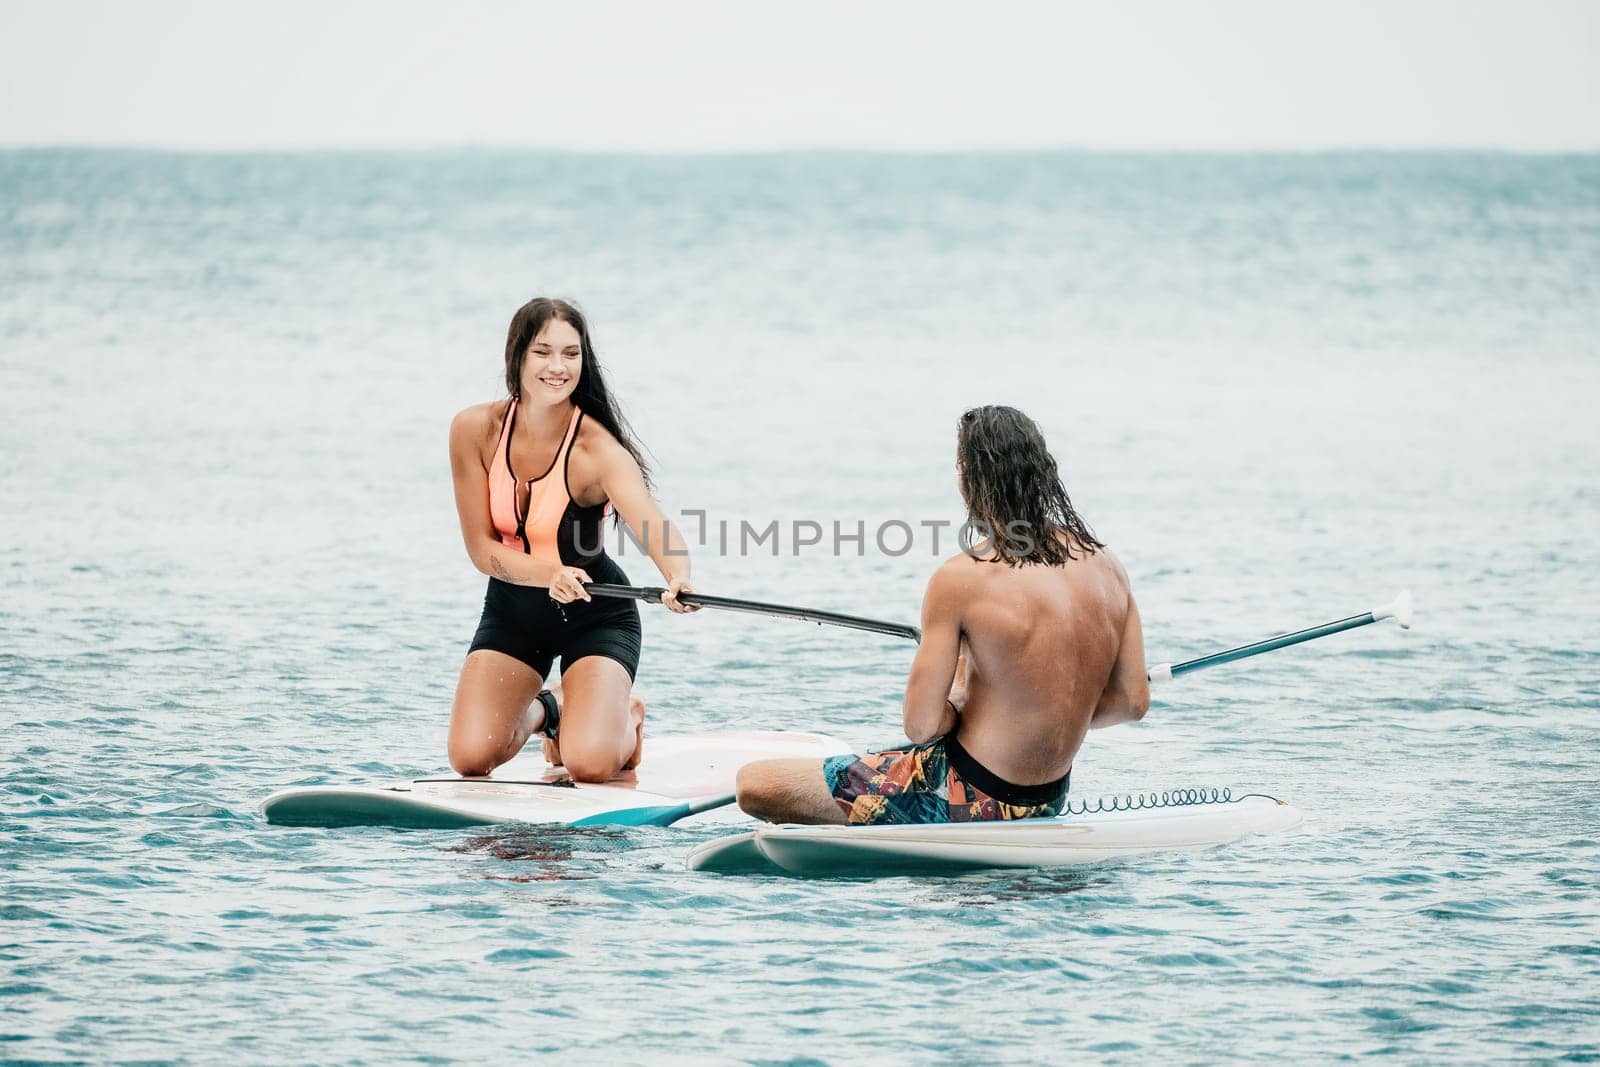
top-left (592, 433), bottom-right (697, 612)
top-left (449, 406), bottom-right (583, 590)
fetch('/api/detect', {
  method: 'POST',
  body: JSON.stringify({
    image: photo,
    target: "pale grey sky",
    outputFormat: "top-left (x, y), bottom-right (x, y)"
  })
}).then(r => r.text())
top-left (1, 0), bottom-right (1595, 151)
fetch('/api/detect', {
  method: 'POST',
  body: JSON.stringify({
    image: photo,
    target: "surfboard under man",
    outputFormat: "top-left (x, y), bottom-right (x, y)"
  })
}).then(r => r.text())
top-left (736, 404), bottom-right (1150, 825)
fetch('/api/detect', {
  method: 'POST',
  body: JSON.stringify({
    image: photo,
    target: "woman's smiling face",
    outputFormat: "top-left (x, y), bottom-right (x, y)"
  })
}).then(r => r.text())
top-left (521, 318), bottom-right (582, 404)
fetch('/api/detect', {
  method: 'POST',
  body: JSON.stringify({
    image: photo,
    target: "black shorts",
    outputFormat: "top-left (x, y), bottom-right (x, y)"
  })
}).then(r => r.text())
top-left (467, 554), bottom-right (641, 681)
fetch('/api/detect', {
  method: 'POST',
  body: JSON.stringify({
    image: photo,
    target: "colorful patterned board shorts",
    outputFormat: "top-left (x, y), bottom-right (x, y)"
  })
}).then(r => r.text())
top-left (821, 733), bottom-right (1070, 825)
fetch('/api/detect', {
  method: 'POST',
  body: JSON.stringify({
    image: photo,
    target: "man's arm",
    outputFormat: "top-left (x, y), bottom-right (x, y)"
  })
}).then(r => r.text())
top-left (902, 562), bottom-right (964, 743)
top-left (1089, 590), bottom-right (1151, 728)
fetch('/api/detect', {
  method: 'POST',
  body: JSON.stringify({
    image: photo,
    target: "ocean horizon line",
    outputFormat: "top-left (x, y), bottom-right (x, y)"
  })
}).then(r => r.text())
top-left (3, 142), bottom-right (1596, 159)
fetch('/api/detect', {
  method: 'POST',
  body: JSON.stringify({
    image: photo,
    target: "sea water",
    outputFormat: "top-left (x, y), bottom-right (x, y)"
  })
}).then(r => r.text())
top-left (2, 150), bottom-right (1597, 1062)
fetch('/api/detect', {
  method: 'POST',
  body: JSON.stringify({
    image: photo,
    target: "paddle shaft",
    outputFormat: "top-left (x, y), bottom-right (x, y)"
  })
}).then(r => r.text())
top-left (656, 591), bottom-right (1410, 818)
top-left (585, 583), bottom-right (922, 642)
top-left (588, 582), bottom-right (1406, 675)
top-left (1147, 600), bottom-right (1406, 682)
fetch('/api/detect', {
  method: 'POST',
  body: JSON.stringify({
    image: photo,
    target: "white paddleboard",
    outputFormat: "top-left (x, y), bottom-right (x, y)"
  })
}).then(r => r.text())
top-left (261, 730), bottom-right (849, 829)
top-left (687, 792), bottom-right (1302, 876)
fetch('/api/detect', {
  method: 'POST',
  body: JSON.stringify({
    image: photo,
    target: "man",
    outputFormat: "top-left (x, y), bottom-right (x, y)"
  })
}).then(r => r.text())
top-left (736, 405), bottom-right (1149, 825)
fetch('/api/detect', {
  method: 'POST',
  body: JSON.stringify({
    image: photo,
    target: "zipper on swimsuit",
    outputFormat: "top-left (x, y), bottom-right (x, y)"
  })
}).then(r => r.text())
top-left (507, 402), bottom-right (570, 623)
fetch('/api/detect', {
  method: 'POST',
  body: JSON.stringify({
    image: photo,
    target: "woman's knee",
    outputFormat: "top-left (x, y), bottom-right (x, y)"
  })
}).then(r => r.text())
top-left (447, 736), bottom-right (500, 778)
top-left (447, 715), bottom-right (514, 777)
top-left (558, 738), bottom-right (625, 783)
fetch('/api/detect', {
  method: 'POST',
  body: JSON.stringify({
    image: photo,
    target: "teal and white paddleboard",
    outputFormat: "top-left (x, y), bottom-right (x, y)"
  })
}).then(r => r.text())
top-left (261, 730), bottom-right (848, 829)
top-left (687, 791), bottom-right (1302, 876)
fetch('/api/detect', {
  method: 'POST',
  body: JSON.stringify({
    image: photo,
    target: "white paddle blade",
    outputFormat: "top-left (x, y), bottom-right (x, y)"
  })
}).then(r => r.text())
top-left (1372, 589), bottom-right (1414, 629)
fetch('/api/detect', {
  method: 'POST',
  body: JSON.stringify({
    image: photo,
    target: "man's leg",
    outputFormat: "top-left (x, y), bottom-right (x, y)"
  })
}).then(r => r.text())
top-left (736, 758), bottom-right (847, 825)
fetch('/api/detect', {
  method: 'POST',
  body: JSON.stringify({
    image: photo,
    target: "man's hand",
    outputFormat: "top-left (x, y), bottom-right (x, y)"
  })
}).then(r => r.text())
top-left (947, 650), bottom-right (970, 711)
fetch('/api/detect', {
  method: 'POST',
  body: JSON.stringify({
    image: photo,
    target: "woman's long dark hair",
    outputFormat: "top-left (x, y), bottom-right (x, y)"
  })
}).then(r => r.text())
top-left (503, 297), bottom-right (652, 491)
top-left (956, 405), bottom-right (1102, 566)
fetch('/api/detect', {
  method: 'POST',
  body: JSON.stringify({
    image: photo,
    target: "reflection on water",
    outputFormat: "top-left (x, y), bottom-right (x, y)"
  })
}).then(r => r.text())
top-left (444, 825), bottom-right (638, 880)
top-left (920, 867), bottom-right (1109, 906)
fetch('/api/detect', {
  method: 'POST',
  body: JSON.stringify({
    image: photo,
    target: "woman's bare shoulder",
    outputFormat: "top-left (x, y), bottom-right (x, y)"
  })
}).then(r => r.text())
top-left (451, 400), bottom-right (508, 441)
top-left (571, 411), bottom-right (628, 463)
top-left (575, 410), bottom-right (620, 444)
top-left (449, 401), bottom-right (512, 474)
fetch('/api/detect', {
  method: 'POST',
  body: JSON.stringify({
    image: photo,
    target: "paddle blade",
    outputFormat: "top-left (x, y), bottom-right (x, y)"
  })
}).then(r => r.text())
top-left (1373, 589), bottom-right (1414, 629)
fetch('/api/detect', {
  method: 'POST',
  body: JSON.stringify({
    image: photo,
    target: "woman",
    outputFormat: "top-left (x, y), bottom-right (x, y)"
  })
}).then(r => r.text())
top-left (447, 297), bottom-right (694, 783)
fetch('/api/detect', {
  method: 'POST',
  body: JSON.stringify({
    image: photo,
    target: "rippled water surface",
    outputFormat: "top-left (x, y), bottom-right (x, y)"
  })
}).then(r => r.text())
top-left (3, 150), bottom-right (1598, 1062)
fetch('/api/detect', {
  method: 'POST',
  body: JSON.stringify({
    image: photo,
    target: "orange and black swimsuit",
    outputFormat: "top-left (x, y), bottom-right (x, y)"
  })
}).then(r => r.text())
top-left (468, 399), bottom-right (641, 680)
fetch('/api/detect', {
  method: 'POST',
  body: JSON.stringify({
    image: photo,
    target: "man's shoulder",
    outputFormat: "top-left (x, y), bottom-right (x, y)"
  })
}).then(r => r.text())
top-left (926, 551), bottom-right (990, 598)
top-left (1090, 544), bottom-right (1129, 584)
top-left (933, 550), bottom-right (983, 576)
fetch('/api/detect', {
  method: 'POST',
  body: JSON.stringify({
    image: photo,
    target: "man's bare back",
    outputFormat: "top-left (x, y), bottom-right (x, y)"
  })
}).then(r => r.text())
top-left (736, 404), bottom-right (1149, 826)
top-left (934, 540), bottom-right (1148, 788)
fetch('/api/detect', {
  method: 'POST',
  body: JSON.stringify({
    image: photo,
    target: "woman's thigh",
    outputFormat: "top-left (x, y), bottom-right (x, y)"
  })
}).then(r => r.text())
top-left (447, 649), bottom-right (545, 774)
top-left (555, 655), bottom-right (636, 779)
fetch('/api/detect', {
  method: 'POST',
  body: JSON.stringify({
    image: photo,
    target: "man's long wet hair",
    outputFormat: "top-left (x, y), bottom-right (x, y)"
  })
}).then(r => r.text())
top-left (503, 297), bottom-right (652, 492)
top-left (956, 405), bottom-right (1103, 566)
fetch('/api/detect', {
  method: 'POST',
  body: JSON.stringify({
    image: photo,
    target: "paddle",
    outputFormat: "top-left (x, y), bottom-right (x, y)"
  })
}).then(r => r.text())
top-left (652, 588), bottom-right (1412, 820)
top-left (585, 583), bottom-right (923, 642)
top-left (587, 580), bottom-right (1413, 674)
top-left (1145, 590), bottom-right (1413, 682)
